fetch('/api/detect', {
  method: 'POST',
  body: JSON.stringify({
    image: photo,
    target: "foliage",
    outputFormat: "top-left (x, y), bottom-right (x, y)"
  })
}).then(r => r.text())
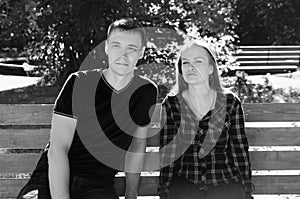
top-left (0, 0), bottom-right (39, 51)
top-left (223, 72), bottom-right (300, 103)
top-left (1, 0), bottom-right (239, 87)
top-left (235, 0), bottom-right (299, 45)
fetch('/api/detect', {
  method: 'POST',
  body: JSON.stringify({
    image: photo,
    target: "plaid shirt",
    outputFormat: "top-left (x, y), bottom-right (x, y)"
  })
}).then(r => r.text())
top-left (159, 92), bottom-right (254, 198)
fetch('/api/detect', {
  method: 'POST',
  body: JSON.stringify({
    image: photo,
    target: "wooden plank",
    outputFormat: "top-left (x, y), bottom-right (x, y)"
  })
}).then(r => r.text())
top-left (243, 103), bottom-right (300, 122)
top-left (1, 175), bottom-right (300, 198)
top-left (238, 45), bottom-right (300, 49)
top-left (252, 176), bottom-right (300, 194)
top-left (236, 55), bottom-right (300, 59)
top-left (2, 151), bottom-right (300, 174)
top-left (246, 127), bottom-right (300, 146)
top-left (1, 103), bottom-right (300, 124)
top-left (0, 104), bottom-right (53, 125)
top-left (0, 104), bottom-right (161, 126)
top-left (235, 66), bottom-right (297, 70)
top-left (0, 129), bottom-right (49, 148)
top-left (0, 154), bottom-right (41, 173)
top-left (1, 126), bottom-right (299, 149)
top-left (238, 61), bottom-right (299, 66)
top-left (151, 103), bottom-right (300, 123)
top-left (148, 127), bottom-right (300, 147)
top-left (143, 151), bottom-right (300, 171)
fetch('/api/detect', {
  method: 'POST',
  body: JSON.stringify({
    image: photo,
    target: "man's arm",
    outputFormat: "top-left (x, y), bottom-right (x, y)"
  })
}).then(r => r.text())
top-left (125, 126), bottom-right (148, 199)
top-left (48, 113), bottom-right (77, 199)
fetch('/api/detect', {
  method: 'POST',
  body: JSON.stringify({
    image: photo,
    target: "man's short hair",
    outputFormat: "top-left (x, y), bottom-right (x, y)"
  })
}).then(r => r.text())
top-left (107, 18), bottom-right (147, 47)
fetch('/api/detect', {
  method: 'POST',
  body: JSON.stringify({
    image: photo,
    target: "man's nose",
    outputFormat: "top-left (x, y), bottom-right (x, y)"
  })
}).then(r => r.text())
top-left (119, 48), bottom-right (130, 58)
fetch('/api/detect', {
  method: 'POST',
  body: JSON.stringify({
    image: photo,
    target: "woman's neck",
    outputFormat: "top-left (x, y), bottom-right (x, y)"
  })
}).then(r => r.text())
top-left (187, 83), bottom-right (212, 99)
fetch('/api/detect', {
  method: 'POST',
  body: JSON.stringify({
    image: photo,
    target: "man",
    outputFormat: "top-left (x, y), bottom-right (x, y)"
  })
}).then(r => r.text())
top-left (17, 18), bottom-right (158, 199)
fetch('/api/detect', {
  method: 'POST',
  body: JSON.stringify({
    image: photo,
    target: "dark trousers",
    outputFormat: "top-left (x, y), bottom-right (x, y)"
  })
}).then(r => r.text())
top-left (167, 176), bottom-right (246, 199)
top-left (17, 176), bottom-right (119, 199)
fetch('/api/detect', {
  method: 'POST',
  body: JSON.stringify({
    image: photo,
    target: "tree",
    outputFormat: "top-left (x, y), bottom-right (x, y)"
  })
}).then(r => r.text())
top-left (235, 0), bottom-right (299, 45)
top-left (0, 0), bottom-right (39, 53)
top-left (1, 0), bottom-right (239, 88)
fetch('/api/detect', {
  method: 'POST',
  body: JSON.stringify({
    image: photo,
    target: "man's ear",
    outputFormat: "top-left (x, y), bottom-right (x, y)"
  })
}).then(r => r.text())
top-left (138, 46), bottom-right (146, 59)
top-left (104, 40), bottom-right (108, 55)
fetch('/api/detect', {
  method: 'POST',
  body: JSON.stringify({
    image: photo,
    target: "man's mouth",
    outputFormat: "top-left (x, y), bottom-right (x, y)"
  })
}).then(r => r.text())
top-left (116, 63), bottom-right (129, 66)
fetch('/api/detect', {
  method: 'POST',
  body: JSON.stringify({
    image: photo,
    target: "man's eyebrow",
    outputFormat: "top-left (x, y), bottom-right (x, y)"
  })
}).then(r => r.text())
top-left (109, 41), bottom-right (120, 44)
top-left (128, 44), bottom-right (140, 48)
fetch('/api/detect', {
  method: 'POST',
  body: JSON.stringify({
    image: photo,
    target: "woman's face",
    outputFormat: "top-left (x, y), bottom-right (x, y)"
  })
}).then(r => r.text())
top-left (181, 45), bottom-right (213, 85)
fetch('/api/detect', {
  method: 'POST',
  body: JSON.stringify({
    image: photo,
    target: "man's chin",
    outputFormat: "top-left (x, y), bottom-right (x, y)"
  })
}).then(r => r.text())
top-left (111, 68), bottom-right (133, 77)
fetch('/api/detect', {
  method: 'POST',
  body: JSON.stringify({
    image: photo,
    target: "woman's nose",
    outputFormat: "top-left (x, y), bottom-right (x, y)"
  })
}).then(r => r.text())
top-left (189, 65), bottom-right (195, 71)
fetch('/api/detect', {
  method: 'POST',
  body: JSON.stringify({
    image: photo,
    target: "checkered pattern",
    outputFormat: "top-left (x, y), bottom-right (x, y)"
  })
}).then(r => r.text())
top-left (159, 92), bottom-right (254, 198)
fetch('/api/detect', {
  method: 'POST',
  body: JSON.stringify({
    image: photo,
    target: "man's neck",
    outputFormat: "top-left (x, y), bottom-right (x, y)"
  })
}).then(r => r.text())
top-left (103, 68), bottom-right (134, 91)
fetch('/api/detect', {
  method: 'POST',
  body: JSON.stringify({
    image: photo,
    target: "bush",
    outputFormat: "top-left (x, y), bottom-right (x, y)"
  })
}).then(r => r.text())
top-left (223, 72), bottom-right (300, 103)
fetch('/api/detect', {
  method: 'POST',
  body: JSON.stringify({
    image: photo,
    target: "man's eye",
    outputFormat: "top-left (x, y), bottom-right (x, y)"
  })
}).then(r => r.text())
top-left (111, 44), bottom-right (120, 48)
top-left (128, 47), bottom-right (138, 52)
top-left (182, 62), bottom-right (189, 65)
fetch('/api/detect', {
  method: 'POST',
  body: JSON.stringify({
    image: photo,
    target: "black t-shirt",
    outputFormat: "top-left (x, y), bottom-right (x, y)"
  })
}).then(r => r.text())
top-left (29, 69), bottom-right (158, 186)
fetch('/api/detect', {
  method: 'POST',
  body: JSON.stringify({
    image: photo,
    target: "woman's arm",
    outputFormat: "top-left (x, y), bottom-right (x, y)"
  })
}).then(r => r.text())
top-left (229, 97), bottom-right (254, 198)
top-left (159, 98), bottom-right (180, 198)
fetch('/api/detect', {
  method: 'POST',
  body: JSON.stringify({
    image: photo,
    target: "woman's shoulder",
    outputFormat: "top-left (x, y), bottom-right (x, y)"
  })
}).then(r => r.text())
top-left (161, 92), bottom-right (182, 111)
top-left (222, 89), bottom-right (241, 105)
top-left (162, 92), bottom-right (180, 104)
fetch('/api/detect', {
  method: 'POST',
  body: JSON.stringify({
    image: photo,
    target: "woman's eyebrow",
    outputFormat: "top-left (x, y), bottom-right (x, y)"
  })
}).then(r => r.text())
top-left (194, 57), bottom-right (205, 60)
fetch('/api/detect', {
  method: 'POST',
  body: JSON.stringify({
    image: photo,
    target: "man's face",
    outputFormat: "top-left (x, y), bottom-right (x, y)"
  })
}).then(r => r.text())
top-left (105, 29), bottom-right (145, 76)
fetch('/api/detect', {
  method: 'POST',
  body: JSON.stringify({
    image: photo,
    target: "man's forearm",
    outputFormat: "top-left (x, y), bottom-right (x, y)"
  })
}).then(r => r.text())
top-left (125, 172), bottom-right (141, 199)
top-left (48, 149), bottom-right (71, 199)
top-left (125, 134), bottom-right (147, 199)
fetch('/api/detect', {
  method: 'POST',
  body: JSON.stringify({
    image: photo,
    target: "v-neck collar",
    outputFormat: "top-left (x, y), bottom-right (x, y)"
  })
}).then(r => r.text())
top-left (101, 70), bottom-right (135, 94)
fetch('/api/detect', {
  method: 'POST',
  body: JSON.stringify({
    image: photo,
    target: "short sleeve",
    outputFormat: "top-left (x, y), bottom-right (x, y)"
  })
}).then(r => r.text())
top-left (130, 82), bottom-right (158, 126)
top-left (53, 74), bottom-right (77, 118)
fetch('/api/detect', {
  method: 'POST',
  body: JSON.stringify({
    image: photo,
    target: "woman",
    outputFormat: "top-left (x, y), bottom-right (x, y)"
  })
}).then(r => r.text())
top-left (159, 40), bottom-right (254, 199)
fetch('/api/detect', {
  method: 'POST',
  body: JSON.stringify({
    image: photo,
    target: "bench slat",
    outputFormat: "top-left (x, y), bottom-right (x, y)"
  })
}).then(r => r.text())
top-left (1, 103), bottom-right (300, 125)
top-left (1, 103), bottom-right (300, 197)
top-left (2, 151), bottom-right (300, 174)
top-left (243, 103), bottom-right (300, 122)
top-left (2, 127), bottom-right (300, 149)
top-left (0, 129), bottom-right (49, 148)
top-left (0, 105), bottom-right (53, 126)
top-left (1, 175), bottom-right (300, 198)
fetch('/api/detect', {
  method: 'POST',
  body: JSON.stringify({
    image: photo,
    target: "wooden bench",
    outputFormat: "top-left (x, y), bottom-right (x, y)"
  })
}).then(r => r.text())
top-left (234, 46), bottom-right (300, 75)
top-left (0, 57), bottom-right (36, 76)
top-left (1, 103), bottom-right (300, 198)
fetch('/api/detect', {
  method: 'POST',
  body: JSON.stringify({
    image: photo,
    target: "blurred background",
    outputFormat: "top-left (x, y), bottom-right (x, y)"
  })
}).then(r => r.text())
top-left (0, 0), bottom-right (300, 103)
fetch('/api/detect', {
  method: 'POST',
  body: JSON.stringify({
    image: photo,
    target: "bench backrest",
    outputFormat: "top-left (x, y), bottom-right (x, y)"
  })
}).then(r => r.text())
top-left (0, 103), bottom-right (300, 198)
top-left (235, 46), bottom-right (300, 75)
